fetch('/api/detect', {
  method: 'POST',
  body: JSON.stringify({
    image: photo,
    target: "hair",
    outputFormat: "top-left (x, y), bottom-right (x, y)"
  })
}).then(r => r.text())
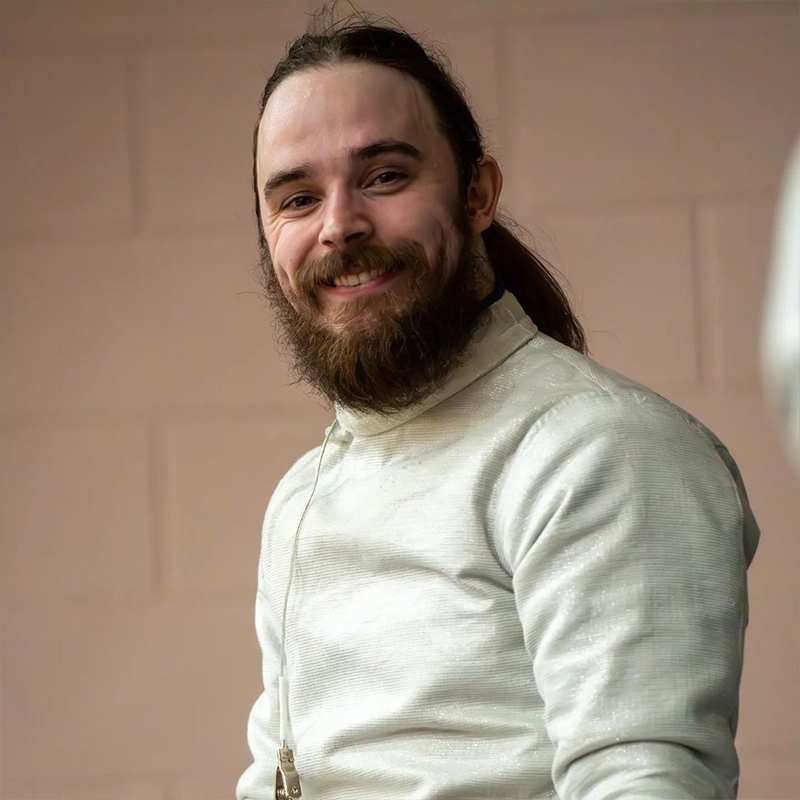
top-left (252, 3), bottom-right (587, 354)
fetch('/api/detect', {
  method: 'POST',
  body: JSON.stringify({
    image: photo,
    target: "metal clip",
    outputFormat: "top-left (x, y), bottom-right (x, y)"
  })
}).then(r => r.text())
top-left (275, 740), bottom-right (302, 799)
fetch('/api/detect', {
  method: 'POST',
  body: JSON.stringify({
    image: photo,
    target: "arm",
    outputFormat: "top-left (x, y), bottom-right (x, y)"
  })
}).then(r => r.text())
top-left (498, 392), bottom-right (759, 799)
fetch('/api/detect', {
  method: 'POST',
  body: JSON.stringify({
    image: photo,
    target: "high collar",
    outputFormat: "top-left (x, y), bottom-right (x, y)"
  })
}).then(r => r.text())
top-left (334, 290), bottom-right (539, 437)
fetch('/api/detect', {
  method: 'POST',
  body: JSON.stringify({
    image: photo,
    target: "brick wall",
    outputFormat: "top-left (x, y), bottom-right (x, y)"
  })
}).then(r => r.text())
top-left (1, 2), bottom-right (798, 797)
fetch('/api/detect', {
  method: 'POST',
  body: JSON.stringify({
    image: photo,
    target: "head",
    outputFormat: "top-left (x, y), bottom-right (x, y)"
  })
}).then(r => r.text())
top-left (254, 8), bottom-right (585, 413)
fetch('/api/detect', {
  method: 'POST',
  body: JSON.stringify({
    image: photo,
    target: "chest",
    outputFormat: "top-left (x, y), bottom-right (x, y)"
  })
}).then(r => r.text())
top-left (263, 440), bottom-right (515, 647)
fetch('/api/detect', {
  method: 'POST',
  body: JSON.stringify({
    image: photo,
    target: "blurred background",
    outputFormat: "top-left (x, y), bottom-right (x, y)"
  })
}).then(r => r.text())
top-left (1, 1), bottom-right (798, 798)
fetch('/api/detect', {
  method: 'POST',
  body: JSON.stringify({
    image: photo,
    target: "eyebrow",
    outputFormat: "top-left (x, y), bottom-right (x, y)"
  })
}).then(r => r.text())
top-left (262, 139), bottom-right (423, 202)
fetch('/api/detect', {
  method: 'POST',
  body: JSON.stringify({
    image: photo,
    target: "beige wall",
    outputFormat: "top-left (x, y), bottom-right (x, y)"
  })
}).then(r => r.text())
top-left (1, 1), bottom-right (798, 797)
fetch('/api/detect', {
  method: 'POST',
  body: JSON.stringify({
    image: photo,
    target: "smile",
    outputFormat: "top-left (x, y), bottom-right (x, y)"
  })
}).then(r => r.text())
top-left (331, 265), bottom-right (393, 287)
top-left (320, 265), bottom-right (404, 298)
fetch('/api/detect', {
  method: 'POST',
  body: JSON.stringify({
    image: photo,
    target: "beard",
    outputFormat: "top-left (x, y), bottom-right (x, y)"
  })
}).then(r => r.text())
top-left (258, 209), bottom-right (492, 415)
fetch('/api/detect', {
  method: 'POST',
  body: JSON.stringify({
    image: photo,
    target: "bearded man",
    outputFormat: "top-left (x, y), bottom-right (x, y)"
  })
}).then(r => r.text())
top-left (237, 12), bottom-right (760, 800)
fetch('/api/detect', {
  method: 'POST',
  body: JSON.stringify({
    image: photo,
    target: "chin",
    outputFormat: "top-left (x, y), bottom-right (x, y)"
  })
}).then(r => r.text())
top-left (328, 305), bottom-right (388, 337)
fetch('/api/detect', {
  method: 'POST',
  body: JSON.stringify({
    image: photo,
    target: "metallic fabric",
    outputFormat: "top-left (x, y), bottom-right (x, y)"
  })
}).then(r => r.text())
top-left (237, 291), bottom-right (759, 800)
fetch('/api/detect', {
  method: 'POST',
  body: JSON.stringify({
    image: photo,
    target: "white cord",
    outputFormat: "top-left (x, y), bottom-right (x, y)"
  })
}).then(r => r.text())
top-left (278, 420), bottom-right (338, 743)
top-left (279, 675), bottom-right (289, 744)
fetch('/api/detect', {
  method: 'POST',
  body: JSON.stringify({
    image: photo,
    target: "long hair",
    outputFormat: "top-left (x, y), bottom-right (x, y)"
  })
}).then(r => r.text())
top-left (252, 5), bottom-right (587, 354)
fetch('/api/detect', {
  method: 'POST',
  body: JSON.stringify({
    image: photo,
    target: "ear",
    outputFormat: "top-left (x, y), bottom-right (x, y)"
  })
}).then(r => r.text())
top-left (466, 154), bottom-right (503, 234)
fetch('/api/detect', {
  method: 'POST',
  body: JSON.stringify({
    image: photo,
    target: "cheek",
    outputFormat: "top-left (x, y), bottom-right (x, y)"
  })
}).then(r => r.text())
top-left (386, 193), bottom-right (463, 268)
top-left (268, 224), bottom-right (313, 291)
top-left (381, 193), bottom-right (453, 247)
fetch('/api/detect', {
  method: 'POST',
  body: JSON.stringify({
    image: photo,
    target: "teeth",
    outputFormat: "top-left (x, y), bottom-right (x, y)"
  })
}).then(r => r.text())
top-left (332, 266), bottom-right (389, 288)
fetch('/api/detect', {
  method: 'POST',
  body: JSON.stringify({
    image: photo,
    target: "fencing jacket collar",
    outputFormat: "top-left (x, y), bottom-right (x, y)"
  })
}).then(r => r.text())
top-left (334, 289), bottom-right (538, 438)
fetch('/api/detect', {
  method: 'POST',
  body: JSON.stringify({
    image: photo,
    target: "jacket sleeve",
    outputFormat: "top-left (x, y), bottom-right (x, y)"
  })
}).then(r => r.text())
top-left (497, 391), bottom-right (759, 799)
top-left (236, 523), bottom-right (282, 799)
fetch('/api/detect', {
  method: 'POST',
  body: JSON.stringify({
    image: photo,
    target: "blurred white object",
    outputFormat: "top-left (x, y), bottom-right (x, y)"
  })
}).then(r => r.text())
top-left (761, 135), bottom-right (800, 477)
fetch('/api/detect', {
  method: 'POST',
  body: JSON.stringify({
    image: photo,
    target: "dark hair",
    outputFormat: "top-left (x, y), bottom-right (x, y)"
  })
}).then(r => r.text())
top-left (253, 5), bottom-right (587, 353)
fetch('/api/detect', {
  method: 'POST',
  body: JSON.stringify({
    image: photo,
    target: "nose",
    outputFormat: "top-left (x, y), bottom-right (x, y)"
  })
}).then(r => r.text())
top-left (318, 188), bottom-right (373, 250)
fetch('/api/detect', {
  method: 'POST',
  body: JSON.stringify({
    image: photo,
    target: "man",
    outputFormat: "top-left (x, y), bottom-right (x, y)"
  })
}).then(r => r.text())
top-left (238, 11), bottom-right (759, 800)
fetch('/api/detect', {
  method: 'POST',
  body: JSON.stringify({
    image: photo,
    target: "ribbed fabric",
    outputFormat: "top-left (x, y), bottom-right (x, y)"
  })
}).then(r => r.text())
top-left (237, 291), bottom-right (759, 800)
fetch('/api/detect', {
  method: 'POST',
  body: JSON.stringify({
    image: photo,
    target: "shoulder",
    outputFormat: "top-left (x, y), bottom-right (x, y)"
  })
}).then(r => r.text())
top-left (490, 340), bottom-right (749, 524)
top-left (490, 331), bottom-right (724, 452)
top-left (257, 442), bottom-right (327, 540)
top-left (510, 386), bottom-right (728, 494)
top-left (269, 444), bottom-right (324, 505)
top-left (490, 385), bottom-right (754, 573)
top-left (256, 442), bottom-right (326, 568)
top-left (534, 387), bottom-right (712, 448)
top-left (463, 330), bottom-right (751, 523)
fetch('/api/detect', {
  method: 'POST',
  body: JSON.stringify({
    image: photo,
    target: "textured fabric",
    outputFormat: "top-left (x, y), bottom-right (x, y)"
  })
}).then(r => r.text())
top-left (237, 291), bottom-right (759, 800)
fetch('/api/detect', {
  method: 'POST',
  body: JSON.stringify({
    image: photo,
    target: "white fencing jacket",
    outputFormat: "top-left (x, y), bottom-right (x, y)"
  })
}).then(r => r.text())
top-left (238, 290), bottom-right (759, 800)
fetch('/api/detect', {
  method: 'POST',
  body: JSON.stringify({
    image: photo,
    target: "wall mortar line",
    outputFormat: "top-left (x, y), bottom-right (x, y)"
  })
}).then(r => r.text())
top-left (126, 44), bottom-right (144, 235)
top-left (146, 417), bottom-right (166, 600)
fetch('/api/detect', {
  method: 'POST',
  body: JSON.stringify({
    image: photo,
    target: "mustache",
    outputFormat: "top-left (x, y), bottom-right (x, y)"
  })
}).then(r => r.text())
top-left (295, 242), bottom-right (429, 297)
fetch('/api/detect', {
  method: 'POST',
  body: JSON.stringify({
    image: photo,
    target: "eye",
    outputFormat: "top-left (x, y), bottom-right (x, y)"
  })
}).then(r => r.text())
top-left (282, 194), bottom-right (317, 212)
top-left (370, 170), bottom-right (407, 187)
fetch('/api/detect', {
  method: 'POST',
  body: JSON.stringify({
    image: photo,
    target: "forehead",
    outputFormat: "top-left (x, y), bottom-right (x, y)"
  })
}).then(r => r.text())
top-left (256, 61), bottom-right (446, 170)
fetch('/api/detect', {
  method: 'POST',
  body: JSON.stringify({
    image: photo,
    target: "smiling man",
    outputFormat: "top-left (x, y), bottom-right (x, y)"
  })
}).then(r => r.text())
top-left (255, 54), bottom-right (503, 414)
top-left (237, 11), bottom-right (759, 800)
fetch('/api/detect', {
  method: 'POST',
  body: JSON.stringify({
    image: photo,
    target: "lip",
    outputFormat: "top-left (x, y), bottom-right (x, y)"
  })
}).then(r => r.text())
top-left (318, 267), bottom-right (404, 299)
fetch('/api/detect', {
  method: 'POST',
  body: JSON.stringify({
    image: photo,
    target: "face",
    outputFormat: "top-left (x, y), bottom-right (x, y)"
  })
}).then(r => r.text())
top-left (255, 61), bottom-right (496, 413)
